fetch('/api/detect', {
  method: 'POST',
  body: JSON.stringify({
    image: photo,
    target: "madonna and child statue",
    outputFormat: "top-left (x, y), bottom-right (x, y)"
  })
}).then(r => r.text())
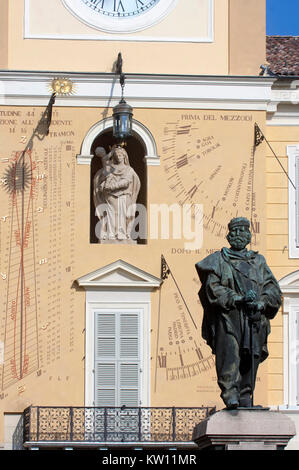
top-left (93, 145), bottom-right (141, 244)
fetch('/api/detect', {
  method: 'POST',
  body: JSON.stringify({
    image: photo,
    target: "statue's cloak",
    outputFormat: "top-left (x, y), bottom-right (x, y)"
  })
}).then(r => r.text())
top-left (195, 248), bottom-right (282, 361)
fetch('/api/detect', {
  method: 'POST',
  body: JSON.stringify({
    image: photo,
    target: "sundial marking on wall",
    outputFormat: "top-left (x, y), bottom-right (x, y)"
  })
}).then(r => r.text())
top-left (1, 148), bottom-right (39, 388)
top-left (0, 94), bottom-right (56, 390)
top-left (154, 255), bottom-right (214, 392)
top-left (162, 114), bottom-right (261, 246)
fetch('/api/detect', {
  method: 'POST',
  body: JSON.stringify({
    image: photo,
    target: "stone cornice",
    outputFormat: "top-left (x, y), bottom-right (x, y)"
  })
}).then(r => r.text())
top-left (0, 71), bottom-right (275, 111)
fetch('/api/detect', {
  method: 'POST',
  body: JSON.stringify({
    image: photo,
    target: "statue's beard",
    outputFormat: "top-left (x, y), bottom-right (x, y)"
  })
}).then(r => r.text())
top-left (228, 235), bottom-right (250, 250)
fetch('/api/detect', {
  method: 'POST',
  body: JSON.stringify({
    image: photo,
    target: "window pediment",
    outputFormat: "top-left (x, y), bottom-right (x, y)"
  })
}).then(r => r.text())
top-left (280, 270), bottom-right (299, 294)
top-left (76, 259), bottom-right (162, 289)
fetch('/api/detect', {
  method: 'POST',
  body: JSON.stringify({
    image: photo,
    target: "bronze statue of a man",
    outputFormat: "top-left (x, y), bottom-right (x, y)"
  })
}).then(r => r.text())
top-left (195, 217), bottom-right (281, 409)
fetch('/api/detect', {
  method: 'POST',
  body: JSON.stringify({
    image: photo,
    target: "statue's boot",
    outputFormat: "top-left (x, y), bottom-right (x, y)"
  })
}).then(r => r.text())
top-left (226, 399), bottom-right (239, 410)
top-left (223, 390), bottom-right (240, 410)
top-left (239, 392), bottom-right (252, 407)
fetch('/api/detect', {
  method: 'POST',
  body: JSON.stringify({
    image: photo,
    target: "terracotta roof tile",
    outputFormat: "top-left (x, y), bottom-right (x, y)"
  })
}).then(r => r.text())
top-left (266, 36), bottom-right (299, 76)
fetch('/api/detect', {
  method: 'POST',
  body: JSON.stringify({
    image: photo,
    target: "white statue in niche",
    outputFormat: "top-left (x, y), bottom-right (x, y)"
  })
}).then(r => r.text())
top-left (93, 145), bottom-right (141, 243)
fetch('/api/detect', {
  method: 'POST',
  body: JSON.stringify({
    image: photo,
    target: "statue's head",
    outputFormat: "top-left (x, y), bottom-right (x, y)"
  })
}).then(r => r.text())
top-left (226, 217), bottom-right (251, 251)
top-left (95, 147), bottom-right (106, 159)
top-left (112, 146), bottom-right (129, 165)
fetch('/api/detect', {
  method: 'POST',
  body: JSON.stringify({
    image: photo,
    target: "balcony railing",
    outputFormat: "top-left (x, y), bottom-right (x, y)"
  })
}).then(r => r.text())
top-left (18, 406), bottom-right (215, 448)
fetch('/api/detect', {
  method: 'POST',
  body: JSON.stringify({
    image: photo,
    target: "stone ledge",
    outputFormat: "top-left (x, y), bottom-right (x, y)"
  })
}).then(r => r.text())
top-left (193, 409), bottom-right (296, 451)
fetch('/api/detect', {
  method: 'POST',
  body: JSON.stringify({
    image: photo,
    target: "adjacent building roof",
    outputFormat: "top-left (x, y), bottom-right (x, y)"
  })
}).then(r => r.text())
top-left (266, 36), bottom-right (299, 76)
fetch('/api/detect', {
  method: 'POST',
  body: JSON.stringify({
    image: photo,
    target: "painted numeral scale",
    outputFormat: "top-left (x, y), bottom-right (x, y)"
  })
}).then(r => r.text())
top-left (1, 94), bottom-right (56, 390)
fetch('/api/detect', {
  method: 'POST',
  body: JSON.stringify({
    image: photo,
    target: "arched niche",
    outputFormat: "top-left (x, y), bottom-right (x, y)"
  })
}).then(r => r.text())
top-left (77, 118), bottom-right (160, 167)
top-left (78, 118), bottom-right (159, 244)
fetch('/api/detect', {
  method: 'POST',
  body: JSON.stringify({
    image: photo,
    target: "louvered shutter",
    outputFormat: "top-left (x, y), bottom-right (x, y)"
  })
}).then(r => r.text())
top-left (119, 313), bottom-right (139, 407)
top-left (95, 312), bottom-right (116, 406)
top-left (296, 156), bottom-right (299, 246)
top-left (95, 310), bottom-right (140, 407)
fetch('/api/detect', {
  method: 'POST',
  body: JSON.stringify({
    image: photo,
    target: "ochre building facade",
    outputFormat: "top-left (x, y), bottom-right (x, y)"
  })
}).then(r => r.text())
top-left (0, 0), bottom-right (299, 450)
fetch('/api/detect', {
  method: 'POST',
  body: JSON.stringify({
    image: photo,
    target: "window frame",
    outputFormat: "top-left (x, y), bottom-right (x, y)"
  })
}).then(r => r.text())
top-left (287, 145), bottom-right (299, 258)
top-left (279, 271), bottom-right (299, 410)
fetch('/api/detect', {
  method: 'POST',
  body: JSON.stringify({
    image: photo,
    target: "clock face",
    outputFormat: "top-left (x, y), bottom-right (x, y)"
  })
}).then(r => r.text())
top-left (82, 0), bottom-right (160, 17)
top-left (62, 0), bottom-right (178, 33)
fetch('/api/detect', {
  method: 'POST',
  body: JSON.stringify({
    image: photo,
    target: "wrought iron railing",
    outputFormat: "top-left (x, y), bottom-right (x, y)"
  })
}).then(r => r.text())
top-left (12, 414), bottom-right (25, 450)
top-left (22, 406), bottom-right (215, 444)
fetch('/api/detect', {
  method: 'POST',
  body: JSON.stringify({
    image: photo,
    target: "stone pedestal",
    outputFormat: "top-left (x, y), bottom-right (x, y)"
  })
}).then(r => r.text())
top-left (99, 239), bottom-right (137, 244)
top-left (193, 409), bottom-right (296, 450)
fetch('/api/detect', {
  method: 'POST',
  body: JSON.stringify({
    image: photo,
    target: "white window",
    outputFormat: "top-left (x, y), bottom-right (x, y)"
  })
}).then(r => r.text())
top-left (95, 309), bottom-right (141, 407)
top-left (284, 304), bottom-right (299, 407)
top-left (279, 271), bottom-right (299, 409)
top-left (290, 307), bottom-right (299, 405)
top-left (287, 145), bottom-right (299, 257)
top-left (76, 259), bottom-right (162, 408)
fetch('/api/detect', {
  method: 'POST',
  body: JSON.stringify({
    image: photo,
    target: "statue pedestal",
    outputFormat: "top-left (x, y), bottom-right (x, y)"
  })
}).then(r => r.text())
top-left (192, 409), bottom-right (296, 450)
top-left (99, 239), bottom-right (137, 244)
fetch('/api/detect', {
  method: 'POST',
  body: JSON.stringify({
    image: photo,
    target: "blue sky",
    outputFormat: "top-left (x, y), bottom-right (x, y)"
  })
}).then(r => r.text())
top-left (267, 0), bottom-right (299, 35)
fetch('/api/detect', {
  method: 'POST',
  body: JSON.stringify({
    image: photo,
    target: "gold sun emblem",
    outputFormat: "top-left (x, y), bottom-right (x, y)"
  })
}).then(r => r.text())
top-left (49, 78), bottom-right (76, 96)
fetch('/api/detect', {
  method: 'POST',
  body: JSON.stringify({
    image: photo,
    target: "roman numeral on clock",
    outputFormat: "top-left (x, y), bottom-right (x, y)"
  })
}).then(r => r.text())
top-left (136, 0), bottom-right (144, 7)
top-left (114, 0), bottom-right (125, 12)
top-left (89, 0), bottom-right (104, 6)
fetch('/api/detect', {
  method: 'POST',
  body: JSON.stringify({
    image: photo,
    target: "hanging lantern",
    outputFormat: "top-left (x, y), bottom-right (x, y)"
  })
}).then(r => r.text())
top-left (112, 54), bottom-right (133, 143)
top-left (112, 98), bottom-right (133, 142)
